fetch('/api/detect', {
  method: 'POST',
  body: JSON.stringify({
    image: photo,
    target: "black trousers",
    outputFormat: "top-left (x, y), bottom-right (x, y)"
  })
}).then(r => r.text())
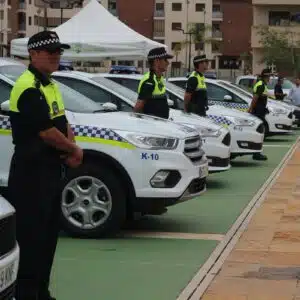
top-left (187, 102), bottom-right (206, 117)
top-left (7, 153), bottom-right (63, 300)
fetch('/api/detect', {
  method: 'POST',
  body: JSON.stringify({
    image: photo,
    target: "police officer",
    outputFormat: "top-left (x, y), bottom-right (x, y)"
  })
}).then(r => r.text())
top-left (134, 47), bottom-right (173, 119)
top-left (8, 31), bottom-right (83, 300)
top-left (184, 54), bottom-right (209, 116)
top-left (248, 68), bottom-right (271, 161)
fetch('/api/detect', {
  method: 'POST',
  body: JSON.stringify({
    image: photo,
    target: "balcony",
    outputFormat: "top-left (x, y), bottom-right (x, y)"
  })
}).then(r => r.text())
top-left (154, 10), bottom-right (165, 18)
top-left (212, 30), bottom-right (223, 39)
top-left (212, 11), bottom-right (223, 21)
top-left (253, 0), bottom-right (299, 5)
top-left (251, 25), bottom-right (300, 47)
top-left (153, 31), bottom-right (165, 38)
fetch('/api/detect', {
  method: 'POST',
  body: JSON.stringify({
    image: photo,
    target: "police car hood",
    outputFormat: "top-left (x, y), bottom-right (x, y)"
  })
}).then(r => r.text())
top-left (207, 104), bottom-right (259, 121)
top-left (169, 108), bottom-right (223, 131)
top-left (0, 196), bottom-right (15, 218)
top-left (72, 111), bottom-right (199, 139)
top-left (268, 99), bottom-right (296, 111)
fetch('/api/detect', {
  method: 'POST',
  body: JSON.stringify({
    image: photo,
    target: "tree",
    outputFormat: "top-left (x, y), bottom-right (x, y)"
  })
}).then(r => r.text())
top-left (256, 25), bottom-right (300, 76)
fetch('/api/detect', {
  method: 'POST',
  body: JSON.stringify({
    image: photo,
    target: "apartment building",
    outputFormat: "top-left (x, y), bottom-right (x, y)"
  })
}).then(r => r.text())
top-left (220, 0), bottom-right (252, 71)
top-left (251, 0), bottom-right (300, 74)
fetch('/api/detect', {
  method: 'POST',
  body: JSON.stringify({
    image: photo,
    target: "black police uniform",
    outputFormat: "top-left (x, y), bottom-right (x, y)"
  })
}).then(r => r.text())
top-left (185, 55), bottom-right (209, 116)
top-left (7, 31), bottom-right (71, 300)
top-left (137, 47), bottom-right (173, 119)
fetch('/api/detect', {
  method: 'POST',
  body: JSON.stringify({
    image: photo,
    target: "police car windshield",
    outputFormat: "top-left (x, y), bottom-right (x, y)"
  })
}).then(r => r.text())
top-left (0, 66), bottom-right (104, 113)
top-left (92, 76), bottom-right (139, 103)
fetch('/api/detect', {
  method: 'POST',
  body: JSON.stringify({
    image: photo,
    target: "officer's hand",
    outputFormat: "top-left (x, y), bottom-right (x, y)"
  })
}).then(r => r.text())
top-left (65, 146), bottom-right (83, 168)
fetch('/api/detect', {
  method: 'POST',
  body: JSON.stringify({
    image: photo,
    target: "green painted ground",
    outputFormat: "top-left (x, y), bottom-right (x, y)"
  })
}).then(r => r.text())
top-left (50, 131), bottom-right (299, 300)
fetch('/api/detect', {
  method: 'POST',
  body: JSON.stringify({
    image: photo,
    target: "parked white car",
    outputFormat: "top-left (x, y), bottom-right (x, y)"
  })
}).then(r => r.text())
top-left (168, 76), bottom-right (294, 135)
top-left (49, 72), bottom-right (232, 173)
top-left (0, 196), bottom-right (19, 299)
top-left (0, 72), bottom-right (208, 238)
top-left (71, 73), bottom-right (265, 159)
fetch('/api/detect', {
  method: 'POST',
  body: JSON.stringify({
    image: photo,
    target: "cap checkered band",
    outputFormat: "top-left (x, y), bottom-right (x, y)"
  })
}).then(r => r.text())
top-left (28, 38), bottom-right (60, 50)
top-left (194, 58), bottom-right (208, 63)
top-left (70, 125), bottom-right (124, 142)
top-left (0, 116), bottom-right (124, 142)
top-left (209, 100), bottom-right (248, 111)
top-left (148, 53), bottom-right (169, 59)
top-left (207, 114), bottom-right (232, 126)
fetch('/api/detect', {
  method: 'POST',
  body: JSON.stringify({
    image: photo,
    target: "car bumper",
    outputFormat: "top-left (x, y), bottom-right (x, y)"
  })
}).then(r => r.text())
top-left (230, 125), bottom-right (264, 155)
top-left (202, 135), bottom-right (231, 173)
top-left (0, 244), bottom-right (19, 300)
top-left (267, 114), bottom-right (293, 133)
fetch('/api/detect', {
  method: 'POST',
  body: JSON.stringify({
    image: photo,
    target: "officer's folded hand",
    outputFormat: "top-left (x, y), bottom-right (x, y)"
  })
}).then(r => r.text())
top-left (65, 146), bottom-right (83, 168)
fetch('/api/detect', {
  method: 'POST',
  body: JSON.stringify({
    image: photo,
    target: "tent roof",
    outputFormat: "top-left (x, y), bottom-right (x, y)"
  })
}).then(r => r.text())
top-left (10, 0), bottom-right (167, 60)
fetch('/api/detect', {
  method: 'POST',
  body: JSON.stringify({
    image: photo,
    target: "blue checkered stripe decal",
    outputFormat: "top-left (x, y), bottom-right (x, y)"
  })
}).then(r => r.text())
top-left (0, 116), bottom-right (11, 130)
top-left (207, 114), bottom-right (232, 126)
top-left (209, 100), bottom-right (248, 110)
top-left (70, 125), bottom-right (124, 141)
top-left (0, 116), bottom-right (124, 142)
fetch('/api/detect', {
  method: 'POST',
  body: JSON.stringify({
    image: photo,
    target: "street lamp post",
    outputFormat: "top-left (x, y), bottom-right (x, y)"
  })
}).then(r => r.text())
top-left (176, 27), bottom-right (193, 73)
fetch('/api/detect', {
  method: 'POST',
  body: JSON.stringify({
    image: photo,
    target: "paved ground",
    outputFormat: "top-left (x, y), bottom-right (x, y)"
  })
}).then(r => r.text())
top-left (200, 134), bottom-right (300, 300)
top-left (50, 132), bottom-right (299, 300)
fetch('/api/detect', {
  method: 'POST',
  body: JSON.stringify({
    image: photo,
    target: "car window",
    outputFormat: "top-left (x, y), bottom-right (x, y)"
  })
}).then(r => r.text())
top-left (239, 78), bottom-right (254, 88)
top-left (166, 90), bottom-right (184, 110)
top-left (0, 65), bottom-right (26, 81)
top-left (206, 82), bottom-right (232, 101)
top-left (169, 80), bottom-right (186, 89)
top-left (0, 79), bottom-right (13, 104)
top-left (53, 76), bottom-right (113, 104)
top-left (108, 77), bottom-right (139, 92)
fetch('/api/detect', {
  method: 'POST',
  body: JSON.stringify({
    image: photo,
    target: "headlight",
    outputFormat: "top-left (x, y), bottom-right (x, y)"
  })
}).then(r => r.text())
top-left (182, 124), bottom-right (221, 137)
top-left (225, 116), bottom-right (255, 127)
top-left (117, 132), bottom-right (179, 150)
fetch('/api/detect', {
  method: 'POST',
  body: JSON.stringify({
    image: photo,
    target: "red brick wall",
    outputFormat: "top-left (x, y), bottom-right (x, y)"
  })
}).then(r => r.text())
top-left (220, 0), bottom-right (252, 56)
top-left (118, 0), bottom-right (154, 39)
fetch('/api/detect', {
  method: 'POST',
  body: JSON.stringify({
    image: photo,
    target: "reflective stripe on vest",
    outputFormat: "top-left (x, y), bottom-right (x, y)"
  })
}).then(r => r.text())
top-left (9, 70), bottom-right (65, 119)
top-left (138, 71), bottom-right (166, 98)
top-left (189, 71), bottom-right (207, 90)
top-left (253, 80), bottom-right (268, 96)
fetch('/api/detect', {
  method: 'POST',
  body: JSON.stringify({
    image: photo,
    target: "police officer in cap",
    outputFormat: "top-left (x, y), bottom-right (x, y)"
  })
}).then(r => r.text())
top-left (8, 31), bottom-right (83, 300)
top-left (184, 54), bottom-right (209, 116)
top-left (248, 68), bottom-right (271, 161)
top-left (134, 47), bottom-right (173, 119)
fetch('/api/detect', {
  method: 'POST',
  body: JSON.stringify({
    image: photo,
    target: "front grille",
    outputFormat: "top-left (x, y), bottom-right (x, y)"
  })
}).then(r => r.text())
top-left (237, 141), bottom-right (263, 150)
top-left (293, 110), bottom-right (300, 119)
top-left (0, 282), bottom-right (15, 300)
top-left (275, 124), bottom-right (292, 130)
top-left (222, 132), bottom-right (231, 146)
top-left (188, 177), bottom-right (206, 194)
top-left (0, 214), bottom-right (16, 259)
top-left (256, 123), bottom-right (265, 134)
top-left (184, 135), bottom-right (204, 164)
top-left (288, 112), bottom-right (293, 119)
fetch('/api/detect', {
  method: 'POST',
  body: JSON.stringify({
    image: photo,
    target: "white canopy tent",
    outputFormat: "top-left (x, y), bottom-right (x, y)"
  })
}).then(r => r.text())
top-left (10, 0), bottom-right (167, 61)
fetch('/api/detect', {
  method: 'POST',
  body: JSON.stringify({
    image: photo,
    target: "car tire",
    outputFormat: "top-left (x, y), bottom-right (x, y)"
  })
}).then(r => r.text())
top-left (60, 162), bottom-right (126, 238)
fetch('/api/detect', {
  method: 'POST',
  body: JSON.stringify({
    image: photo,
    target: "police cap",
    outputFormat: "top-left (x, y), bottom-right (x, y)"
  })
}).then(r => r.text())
top-left (193, 54), bottom-right (209, 64)
top-left (147, 47), bottom-right (173, 60)
top-left (261, 68), bottom-right (272, 77)
top-left (27, 31), bottom-right (70, 52)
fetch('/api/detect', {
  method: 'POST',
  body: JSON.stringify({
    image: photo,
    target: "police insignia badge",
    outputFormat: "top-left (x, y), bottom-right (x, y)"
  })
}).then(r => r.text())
top-left (52, 101), bottom-right (59, 115)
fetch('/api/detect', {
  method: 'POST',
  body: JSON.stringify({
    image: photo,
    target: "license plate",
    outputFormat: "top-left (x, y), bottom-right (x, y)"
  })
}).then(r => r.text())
top-left (0, 262), bottom-right (15, 293)
top-left (199, 165), bottom-right (209, 178)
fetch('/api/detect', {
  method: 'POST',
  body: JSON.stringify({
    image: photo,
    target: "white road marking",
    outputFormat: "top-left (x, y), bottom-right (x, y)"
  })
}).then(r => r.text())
top-left (122, 231), bottom-right (225, 241)
top-left (264, 144), bottom-right (292, 148)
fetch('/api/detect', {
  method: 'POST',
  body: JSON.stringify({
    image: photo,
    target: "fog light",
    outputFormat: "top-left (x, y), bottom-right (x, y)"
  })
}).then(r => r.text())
top-left (150, 171), bottom-right (170, 188)
top-left (150, 170), bottom-right (181, 188)
top-left (240, 142), bottom-right (248, 147)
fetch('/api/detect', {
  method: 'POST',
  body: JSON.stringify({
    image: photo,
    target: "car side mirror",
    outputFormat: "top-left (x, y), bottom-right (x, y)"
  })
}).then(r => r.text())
top-left (167, 99), bottom-right (174, 107)
top-left (224, 95), bottom-right (232, 102)
top-left (0, 100), bottom-right (9, 112)
top-left (102, 102), bottom-right (118, 111)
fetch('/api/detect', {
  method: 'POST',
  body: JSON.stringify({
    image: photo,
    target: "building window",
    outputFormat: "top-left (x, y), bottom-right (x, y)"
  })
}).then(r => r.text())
top-left (172, 22), bottom-right (181, 31)
top-left (195, 3), bottom-right (205, 12)
top-left (154, 39), bottom-right (165, 44)
top-left (29, 0), bottom-right (31, 4)
top-left (156, 2), bottom-right (164, 11)
top-left (172, 3), bottom-right (182, 11)
top-left (171, 42), bottom-right (181, 50)
top-left (154, 19), bottom-right (165, 37)
top-left (212, 4), bottom-right (221, 12)
top-left (0, 11), bottom-right (3, 20)
top-left (269, 11), bottom-right (290, 26)
top-left (195, 42), bottom-right (204, 51)
top-left (28, 16), bottom-right (32, 25)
